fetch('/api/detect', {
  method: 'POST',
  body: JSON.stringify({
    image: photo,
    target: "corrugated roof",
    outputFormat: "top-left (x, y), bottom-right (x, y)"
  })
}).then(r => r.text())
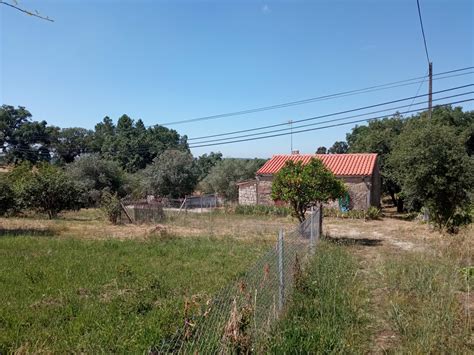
top-left (256, 153), bottom-right (378, 176)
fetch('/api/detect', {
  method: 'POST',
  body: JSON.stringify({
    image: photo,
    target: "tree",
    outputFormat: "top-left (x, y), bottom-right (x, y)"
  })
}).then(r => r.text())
top-left (20, 163), bottom-right (83, 218)
top-left (347, 116), bottom-right (406, 210)
top-left (194, 152), bottom-right (223, 181)
top-left (143, 149), bottom-right (197, 198)
top-left (96, 115), bottom-right (189, 172)
top-left (200, 158), bottom-right (266, 200)
top-left (328, 141), bottom-right (348, 154)
top-left (389, 118), bottom-right (474, 231)
top-left (316, 146), bottom-right (327, 154)
top-left (271, 158), bottom-right (346, 222)
top-left (66, 154), bottom-right (127, 206)
top-left (0, 105), bottom-right (54, 164)
top-left (52, 127), bottom-right (94, 164)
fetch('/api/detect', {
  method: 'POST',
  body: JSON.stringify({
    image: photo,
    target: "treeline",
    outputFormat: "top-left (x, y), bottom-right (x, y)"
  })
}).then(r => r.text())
top-left (0, 105), bottom-right (188, 171)
top-left (0, 105), bottom-right (266, 218)
top-left (328, 106), bottom-right (473, 231)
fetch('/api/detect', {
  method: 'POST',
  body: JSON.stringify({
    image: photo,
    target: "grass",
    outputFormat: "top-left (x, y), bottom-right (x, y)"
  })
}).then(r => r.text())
top-left (382, 250), bottom-right (472, 353)
top-left (0, 232), bottom-right (269, 353)
top-left (268, 242), bottom-right (371, 353)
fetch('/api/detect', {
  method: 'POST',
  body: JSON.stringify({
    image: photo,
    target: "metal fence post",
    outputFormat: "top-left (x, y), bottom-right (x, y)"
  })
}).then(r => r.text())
top-left (278, 228), bottom-right (284, 311)
top-left (310, 206), bottom-right (315, 254)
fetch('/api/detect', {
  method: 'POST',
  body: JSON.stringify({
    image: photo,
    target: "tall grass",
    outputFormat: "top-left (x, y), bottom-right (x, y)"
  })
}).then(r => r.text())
top-left (383, 252), bottom-right (471, 353)
top-left (0, 234), bottom-right (267, 353)
top-left (268, 242), bottom-right (371, 353)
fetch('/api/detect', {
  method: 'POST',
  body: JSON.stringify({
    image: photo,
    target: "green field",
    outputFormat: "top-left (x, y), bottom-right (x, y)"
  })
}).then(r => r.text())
top-left (0, 233), bottom-right (268, 353)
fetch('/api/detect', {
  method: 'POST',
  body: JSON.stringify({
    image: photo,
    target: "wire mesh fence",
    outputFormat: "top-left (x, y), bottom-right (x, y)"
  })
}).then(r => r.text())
top-left (154, 206), bottom-right (322, 354)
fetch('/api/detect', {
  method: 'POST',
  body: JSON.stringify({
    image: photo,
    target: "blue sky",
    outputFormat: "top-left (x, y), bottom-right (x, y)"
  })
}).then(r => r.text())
top-left (1, 0), bottom-right (473, 158)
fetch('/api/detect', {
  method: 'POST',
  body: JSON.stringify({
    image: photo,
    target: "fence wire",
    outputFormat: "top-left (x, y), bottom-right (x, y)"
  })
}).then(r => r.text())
top-left (154, 207), bottom-right (321, 354)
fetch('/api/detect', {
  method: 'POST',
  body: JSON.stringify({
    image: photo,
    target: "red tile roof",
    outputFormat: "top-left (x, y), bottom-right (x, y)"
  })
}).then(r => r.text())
top-left (256, 153), bottom-right (378, 176)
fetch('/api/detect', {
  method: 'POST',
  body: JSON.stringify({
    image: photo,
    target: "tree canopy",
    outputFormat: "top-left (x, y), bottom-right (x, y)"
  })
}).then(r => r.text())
top-left (200, 158), bottom-right (266, 200)
top-left (143, 149), bottom-right (198, 198)
top-left (272, 158), bottom-right (346, 222)
top-left (389, 117), bottom-right (474, 230)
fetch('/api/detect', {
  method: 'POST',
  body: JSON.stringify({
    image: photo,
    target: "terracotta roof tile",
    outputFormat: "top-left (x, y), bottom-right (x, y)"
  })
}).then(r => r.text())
top-left (256, 153), bottom-right (378, 176)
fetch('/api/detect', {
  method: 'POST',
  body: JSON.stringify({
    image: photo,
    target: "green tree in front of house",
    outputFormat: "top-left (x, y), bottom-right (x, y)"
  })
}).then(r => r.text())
top-left (271, 158), bottom-right (346, 222)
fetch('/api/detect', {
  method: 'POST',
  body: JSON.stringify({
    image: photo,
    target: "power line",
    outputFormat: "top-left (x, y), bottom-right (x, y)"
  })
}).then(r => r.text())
top-left (159, 66), bottom-right (472, 127)
top-left (188, 98), bottom-right (474, 148)
top-left (416, 0), bottom-right (430, 64)
top-left (188, 83), bottom-right (473, 142)
top-left (407, 70), bottom-right (428, 111)
top-left (8, 96), bottom-right (473, 156)
top-left (189, 91), bottom-right (473, 145)
top-left (188, 71), bottom-right (474, 141)
top-left (6, 83), bottom-right (473, 146)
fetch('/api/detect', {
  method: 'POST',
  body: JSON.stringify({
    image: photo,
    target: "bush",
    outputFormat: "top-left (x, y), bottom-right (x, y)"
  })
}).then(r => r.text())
top-left (365, 206), bottom-right (381, 220)
top-left (324, 208), bottom-right (366, 219)
top-left (20, 163), bottom-right (83, 219)
top-left (100, 191), bottom-right (122, 224)
top-left (0, 176), bottom-right (16, 215)
top-left (234, 204), bottom-right (291, 217)
top-left (66, 154), bottom-right (127, 206)
top-left (446, 205), bottom-right (473, 234)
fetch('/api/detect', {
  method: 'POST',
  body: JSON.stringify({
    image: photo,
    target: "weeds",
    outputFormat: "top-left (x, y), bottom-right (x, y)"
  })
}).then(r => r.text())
top-left (383, 252), bottom-right (471, 352)
top-left (234, 204), bottom-right (291, 217)
top-left (268, 242), bottom-right (370, 353)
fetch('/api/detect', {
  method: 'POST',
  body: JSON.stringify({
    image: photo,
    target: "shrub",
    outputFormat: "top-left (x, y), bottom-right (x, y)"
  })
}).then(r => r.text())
top-left (100, 191), bottom-right (122, 224)
top-left (234, 204), bottom-right (291, 217)
top-left (365, 206), bottom-right (381, 220)
top-left (66, 154), bottom-right (127, 206)
top-left (0, 176), bottom-right (16, 215)
top-left (20, 163), bottom-right (83, 219)
top-left (446, 205), bottom-right (473, 234)
top-left (323, 207), bottom-right (379, 220)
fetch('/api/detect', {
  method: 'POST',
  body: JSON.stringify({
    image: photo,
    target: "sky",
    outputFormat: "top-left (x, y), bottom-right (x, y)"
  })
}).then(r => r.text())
top-left (1, 0), bottom-right (473, 158)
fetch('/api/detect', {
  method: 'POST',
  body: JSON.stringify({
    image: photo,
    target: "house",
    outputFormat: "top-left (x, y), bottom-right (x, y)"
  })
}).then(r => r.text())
top-left (237, 153), bottom-right (381, 210)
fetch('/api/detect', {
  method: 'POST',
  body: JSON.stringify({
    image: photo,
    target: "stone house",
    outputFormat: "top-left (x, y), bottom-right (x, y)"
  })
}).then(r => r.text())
top-left (237, 153), bottom-right (381, 210)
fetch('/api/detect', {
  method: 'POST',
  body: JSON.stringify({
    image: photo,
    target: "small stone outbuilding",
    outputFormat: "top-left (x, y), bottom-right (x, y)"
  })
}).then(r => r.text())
top-left (237, 153), bottom-right (381, 210)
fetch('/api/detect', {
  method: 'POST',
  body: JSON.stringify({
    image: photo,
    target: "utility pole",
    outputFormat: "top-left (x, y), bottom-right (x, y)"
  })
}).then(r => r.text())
top-left (428, 62), bottom-right (433, 118)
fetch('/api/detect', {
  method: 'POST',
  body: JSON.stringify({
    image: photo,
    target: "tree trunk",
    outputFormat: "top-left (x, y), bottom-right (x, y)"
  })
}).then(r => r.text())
top-left (388, 190), bottom-right (397, 207)
top-left (396, 198), bottom-right (404, 213)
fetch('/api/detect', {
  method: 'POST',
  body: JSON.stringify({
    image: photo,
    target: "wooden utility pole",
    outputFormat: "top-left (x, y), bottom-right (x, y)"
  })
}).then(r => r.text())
top-left (428, 62), bottom-right (433, 118)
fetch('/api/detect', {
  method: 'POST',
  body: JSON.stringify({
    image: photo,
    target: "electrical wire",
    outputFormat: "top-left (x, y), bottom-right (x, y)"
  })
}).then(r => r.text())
top-left (189, 91), bottom-right (473, 145)
top-left (188, 72), bottom-right (474, 140)
top-left (188, 98), bottom-right (474, 148)
top-left (159, 66), bottom-right (473, 126)
top-left (416, 0), bottom-right (431, 64)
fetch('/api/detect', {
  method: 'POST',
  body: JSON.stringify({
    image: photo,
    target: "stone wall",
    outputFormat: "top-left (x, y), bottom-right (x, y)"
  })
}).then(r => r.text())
top-left (248, 175), bottom-right (374, 210)
top-left (257, 179), bottom-right (273, 206)
top-left (238, 180), bottom-right (257, 205)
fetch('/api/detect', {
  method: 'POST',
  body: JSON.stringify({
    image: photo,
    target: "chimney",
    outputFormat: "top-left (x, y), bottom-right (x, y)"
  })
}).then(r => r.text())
top-left (291, 150), bottom-right (300, 155)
